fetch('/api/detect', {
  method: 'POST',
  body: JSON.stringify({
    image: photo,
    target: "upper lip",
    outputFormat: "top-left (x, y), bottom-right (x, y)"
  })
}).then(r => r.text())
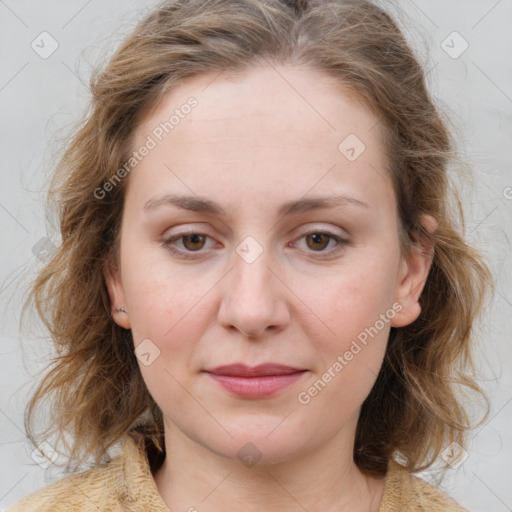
top-left (204, 363), bottom-right (305, 377)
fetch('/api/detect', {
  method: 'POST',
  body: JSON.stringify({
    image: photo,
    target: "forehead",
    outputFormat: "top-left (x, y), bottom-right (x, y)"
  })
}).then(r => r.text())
top-left (136, 65), bottom-right (380, 144)
top-left (128, 65), bottom-right (394, 215)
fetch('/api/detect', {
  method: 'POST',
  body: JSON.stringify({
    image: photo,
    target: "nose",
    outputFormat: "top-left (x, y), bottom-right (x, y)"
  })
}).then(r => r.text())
top-left (217, 247), bottom-right (291, 339)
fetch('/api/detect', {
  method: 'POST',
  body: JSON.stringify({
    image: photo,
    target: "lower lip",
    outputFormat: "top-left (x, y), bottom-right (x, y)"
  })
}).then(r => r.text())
top-left (206, 371), bottom-right (306, 398)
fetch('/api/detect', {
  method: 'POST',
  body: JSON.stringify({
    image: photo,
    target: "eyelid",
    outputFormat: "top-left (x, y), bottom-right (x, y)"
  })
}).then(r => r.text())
top-left (291, 223), bottom-right (350, 240)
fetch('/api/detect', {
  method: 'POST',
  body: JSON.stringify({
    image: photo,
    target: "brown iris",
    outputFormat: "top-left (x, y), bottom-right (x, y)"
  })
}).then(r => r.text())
top-left (182, 234), bottom-right (207, 251)
top-left (305, 233), bottom-right (330, 251)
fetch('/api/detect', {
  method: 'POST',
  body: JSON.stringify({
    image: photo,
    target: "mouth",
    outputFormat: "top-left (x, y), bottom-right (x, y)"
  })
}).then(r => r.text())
top-left (203, 363), bottom-right (307, 399)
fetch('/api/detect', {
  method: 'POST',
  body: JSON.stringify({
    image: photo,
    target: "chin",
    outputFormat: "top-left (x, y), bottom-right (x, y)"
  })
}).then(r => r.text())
top-left (193, 420), bottom-right (309, 467)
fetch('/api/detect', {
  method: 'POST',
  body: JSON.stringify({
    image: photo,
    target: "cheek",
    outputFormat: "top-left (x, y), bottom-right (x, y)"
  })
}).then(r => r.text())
top-left (295, 270), bottom-right (394, 417)
top-left (295, 254), bottom-right (398, 405)
top-left (311, 257), bottom-right (398, 345)
top-left (124, 261), bottom-right (214, 412)
top-left (117, 256), bottom-right (211, 409)
top-left (120, 242), bottom-right (209, 339)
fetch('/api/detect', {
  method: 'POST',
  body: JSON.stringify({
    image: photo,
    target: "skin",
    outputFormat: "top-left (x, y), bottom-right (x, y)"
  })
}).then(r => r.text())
top-left (106, 64), bottom-right (435, 512)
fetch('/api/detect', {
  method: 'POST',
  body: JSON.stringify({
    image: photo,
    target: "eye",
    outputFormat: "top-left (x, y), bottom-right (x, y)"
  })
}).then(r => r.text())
top-left (162, 229), bottom-right (349, 260)
top-left (162, 232), bottom-right (217, 258)
top-left (292, 230), bottom-right (349, 258)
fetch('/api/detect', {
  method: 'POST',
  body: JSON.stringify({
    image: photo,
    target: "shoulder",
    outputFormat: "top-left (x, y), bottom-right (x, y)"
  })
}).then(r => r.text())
top-left (7, 456), bottom-right (125, 512)
top-left (8, 434), bottom-right (168, 512)
top-left (380, 460), bottom-right (470, 512)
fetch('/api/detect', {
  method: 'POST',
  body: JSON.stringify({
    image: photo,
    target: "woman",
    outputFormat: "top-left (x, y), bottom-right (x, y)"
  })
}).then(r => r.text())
top-left (10, 0), bottom-right (491, 510)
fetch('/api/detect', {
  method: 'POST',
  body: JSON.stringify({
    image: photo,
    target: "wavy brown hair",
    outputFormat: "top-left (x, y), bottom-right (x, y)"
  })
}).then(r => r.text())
top-left (23, 0), bottom-right (492, 476)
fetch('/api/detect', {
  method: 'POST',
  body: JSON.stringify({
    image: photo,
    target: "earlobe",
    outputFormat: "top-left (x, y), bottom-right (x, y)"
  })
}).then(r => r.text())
top-left (104, 259), bottom-right (131, 329)
top-left (390, 215), bottom-right (437, 328)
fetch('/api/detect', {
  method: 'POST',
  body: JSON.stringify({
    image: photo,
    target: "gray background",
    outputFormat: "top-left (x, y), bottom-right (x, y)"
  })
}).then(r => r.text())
top-left (1, 1), bottom-right (511, 510)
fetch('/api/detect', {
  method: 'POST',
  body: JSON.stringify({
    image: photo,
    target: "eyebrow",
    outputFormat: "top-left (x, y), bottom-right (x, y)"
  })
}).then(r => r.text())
top-left (143, 193), bottom-right (370, 216)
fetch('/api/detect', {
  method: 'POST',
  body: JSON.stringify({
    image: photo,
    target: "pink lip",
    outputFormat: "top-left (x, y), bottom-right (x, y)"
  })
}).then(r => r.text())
top-left (204, 363), bottom-right (307, 398)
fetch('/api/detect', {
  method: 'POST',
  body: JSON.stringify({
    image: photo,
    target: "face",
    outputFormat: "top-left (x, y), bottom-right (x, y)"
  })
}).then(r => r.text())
top-left (107, 65), bottom-right (432, 465)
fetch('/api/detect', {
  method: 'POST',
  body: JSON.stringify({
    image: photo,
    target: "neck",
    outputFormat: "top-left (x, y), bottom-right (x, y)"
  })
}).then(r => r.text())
top-left (153, 420), bottom-right (386, 512)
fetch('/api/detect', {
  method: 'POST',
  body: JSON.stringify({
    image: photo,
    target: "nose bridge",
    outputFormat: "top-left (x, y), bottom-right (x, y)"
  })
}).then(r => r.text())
top-left (234, 249), bottom-right (273, 300)
top-left (217, 240), bottom-right (289, 338)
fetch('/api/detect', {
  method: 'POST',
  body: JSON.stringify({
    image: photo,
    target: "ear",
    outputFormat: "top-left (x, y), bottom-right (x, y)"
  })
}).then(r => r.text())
top-left (104, 258), bottom-right (131, 329)
top-left (390, 215), bottom-right (437, 328)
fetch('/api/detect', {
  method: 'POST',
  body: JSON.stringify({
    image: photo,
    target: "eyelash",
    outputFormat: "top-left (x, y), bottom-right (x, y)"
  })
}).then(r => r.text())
top-left (161, 230), bottom-right (350, 260)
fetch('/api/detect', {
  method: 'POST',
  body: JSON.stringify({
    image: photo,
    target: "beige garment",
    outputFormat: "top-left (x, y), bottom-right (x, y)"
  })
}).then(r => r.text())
top-left (9, 434), bottom-right (468, 511)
